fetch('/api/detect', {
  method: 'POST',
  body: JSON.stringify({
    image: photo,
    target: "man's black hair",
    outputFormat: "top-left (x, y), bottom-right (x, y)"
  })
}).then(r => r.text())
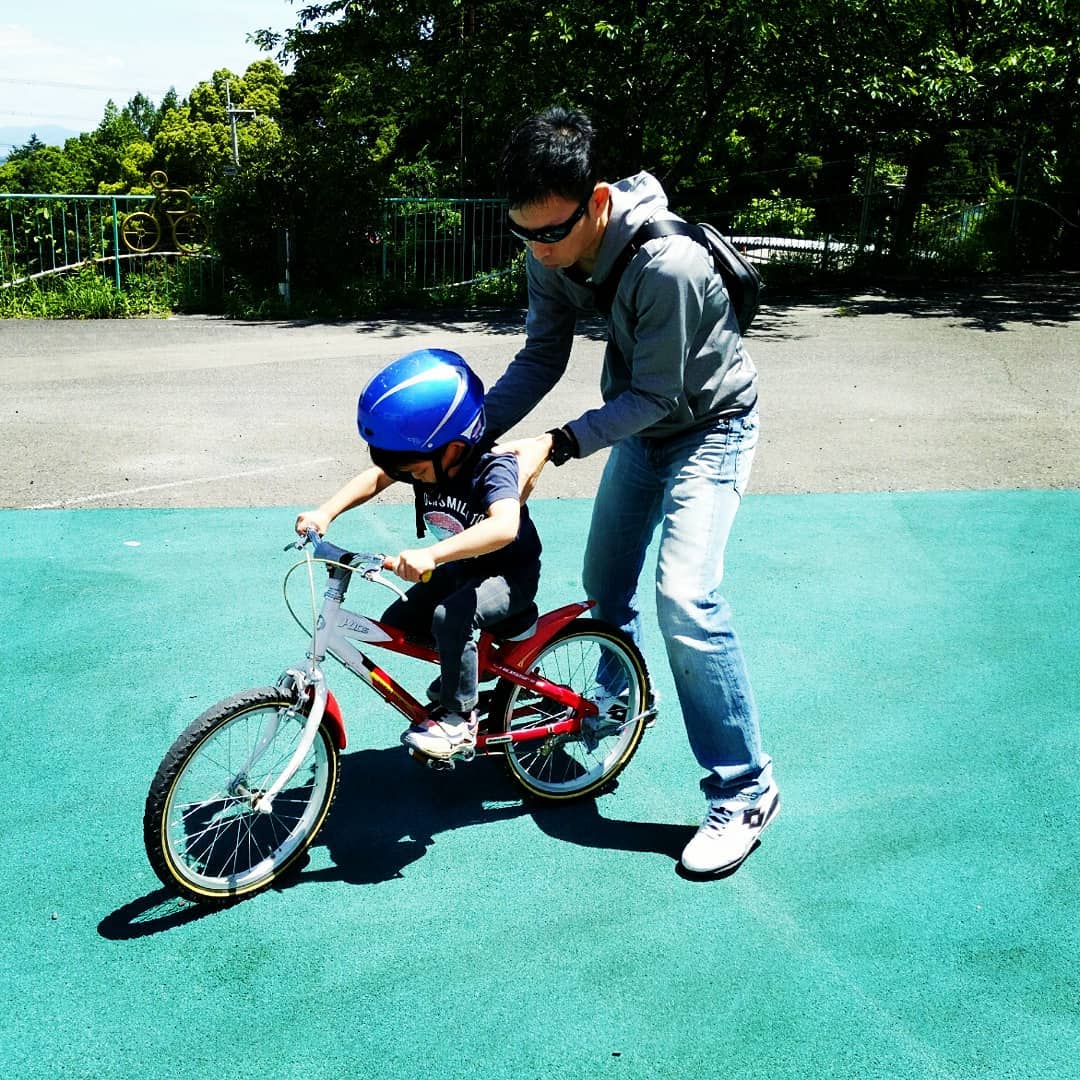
top-left (499, 106), bottom-right (597, 209)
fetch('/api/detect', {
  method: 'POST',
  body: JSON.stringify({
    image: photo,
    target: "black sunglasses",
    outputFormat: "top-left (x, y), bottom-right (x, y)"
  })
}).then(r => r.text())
top-left (506, 198), bottom-right (590, 245)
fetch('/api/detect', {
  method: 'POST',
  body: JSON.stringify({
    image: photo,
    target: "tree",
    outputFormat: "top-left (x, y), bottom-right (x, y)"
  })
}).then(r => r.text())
top-left (0, 142), bottom-right (91, 193)
top-left (3, 4), bottom-right (1074, 276)
top-left (154, 63), bottom-right (285, 189)
top-left (750, 0), bottom-right (1079, 259)
top-left (8, 134), bottom-right (47, 161)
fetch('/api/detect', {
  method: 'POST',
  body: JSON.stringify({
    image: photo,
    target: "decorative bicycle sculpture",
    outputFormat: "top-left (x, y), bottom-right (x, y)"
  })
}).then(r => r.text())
top-left (120, 170), bottom-right (209, 255)
top-left (143, 530), bottom-right (655, 905)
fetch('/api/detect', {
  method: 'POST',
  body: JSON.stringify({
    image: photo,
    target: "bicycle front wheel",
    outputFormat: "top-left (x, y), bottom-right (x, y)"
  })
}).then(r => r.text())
top-left (144, 687), bottom-right (339, 904)
top-left (491, 619), bottom-right (651, 801)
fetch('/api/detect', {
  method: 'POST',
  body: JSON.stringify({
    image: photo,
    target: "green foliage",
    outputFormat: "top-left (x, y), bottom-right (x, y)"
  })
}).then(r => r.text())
top-left (3, 0), bottom-right (1077, 317)
top-left (23, 259), bottom-right (219, 317)
top-left (0, 61), bottom-right (284, 198)
top-left (851, 154), bottom-right (908, 196)
top-left (217, 248), bottom-right (527, 320)
top-left (0, 143), bottom-right (92, 194)
top-left (0, 269), bottom-right (118, 318)
top-left (733, 194), bottom-right (817, 238)
top-left (153, 63), bottom-right (285, 191)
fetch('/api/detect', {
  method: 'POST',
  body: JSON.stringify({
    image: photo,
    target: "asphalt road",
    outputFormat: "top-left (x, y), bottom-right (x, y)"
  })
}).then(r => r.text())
top-left (2, 273), bottom-right (1077, 509)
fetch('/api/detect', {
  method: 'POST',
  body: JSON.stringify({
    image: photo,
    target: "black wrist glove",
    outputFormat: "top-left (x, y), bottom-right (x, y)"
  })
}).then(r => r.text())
top-left (546, 426), bottom-right (579, 467)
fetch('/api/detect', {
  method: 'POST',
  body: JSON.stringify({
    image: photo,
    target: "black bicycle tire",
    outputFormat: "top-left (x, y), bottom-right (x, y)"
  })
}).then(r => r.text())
top-left (143, 686), bottom-right (339, 905)
top-left (490, 619), bottom-right (651, 801)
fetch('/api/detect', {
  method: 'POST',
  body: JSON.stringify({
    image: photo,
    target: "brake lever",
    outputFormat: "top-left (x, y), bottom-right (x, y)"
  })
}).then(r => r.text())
top-left (361, 559), bottom-right (408, 601)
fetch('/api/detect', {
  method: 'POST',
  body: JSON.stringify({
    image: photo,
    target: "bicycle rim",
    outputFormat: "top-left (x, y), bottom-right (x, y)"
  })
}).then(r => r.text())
top-left (496, 622), bottom-right (648, 800)
top-left (155, 693), bottom-right (337, 900)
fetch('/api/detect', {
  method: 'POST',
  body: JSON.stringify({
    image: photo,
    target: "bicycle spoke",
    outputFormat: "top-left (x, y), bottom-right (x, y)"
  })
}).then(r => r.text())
top-left (497, 623), bottom-right (649, 800)
top-left (153, 696), bottom-right (336, 896)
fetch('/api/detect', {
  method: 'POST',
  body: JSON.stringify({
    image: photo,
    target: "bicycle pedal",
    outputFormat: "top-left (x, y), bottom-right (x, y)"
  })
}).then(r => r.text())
top-left (406, 746), bottom-right (456, 771)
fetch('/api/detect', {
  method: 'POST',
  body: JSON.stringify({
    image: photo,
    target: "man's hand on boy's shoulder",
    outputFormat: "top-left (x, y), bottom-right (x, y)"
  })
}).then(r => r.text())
top-left (491, 433), bottom-right (554, 502)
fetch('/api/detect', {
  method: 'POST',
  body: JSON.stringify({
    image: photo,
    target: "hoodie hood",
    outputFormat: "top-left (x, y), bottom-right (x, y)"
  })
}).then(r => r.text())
top-left (483, 166), bottom-right (757, 458)
top-left (592, 171), bottom-right (670, 283)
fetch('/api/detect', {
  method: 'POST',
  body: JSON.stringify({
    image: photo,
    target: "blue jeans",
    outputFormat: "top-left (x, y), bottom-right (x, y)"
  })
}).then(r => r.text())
top-left (382, 568), bottom-right (538, 716)
top-left (582, 410), bottom-right (772, 798)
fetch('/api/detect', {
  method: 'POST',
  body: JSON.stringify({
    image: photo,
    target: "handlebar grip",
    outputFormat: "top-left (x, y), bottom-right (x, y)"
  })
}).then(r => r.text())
top-left (421, 570), bottom-right (433, 583)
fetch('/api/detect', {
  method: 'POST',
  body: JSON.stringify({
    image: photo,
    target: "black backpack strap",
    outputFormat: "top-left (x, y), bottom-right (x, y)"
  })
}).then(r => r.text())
top-left (633, 218), bottom-right (707, 250)
top-left (590, 241), bottom-right (637, 316)
top-left (591, 217), bottom-right (705, 315)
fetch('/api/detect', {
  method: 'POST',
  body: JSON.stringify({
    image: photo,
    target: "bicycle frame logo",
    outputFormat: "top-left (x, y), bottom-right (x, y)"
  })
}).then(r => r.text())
top-left (337, 612), bottom-right (393, 643)
top-left (120, 171), bottom-right (209, 255)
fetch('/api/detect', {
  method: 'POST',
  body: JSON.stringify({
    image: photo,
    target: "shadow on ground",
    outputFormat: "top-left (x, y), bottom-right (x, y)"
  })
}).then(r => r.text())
top-left (245, 272), bottom-right (1080, 339)
top-left (100, 744), bottom-right (688, 939)
top-left (767, 271), bottom-right (1080, 333)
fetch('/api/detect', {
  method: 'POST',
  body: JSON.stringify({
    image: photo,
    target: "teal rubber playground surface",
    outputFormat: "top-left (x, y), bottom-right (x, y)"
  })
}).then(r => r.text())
top-left (1, 490), bottom-right (1077, 1079)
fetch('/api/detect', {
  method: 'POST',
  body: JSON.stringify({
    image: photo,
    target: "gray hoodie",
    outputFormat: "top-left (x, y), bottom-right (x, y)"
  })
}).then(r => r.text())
top-left (484, 171), bottom-right (758, 458)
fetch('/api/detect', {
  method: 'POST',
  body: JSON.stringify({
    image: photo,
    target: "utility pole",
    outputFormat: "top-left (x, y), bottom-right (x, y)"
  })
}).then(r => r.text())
top-left (225, 81), bottom-right (256, 173)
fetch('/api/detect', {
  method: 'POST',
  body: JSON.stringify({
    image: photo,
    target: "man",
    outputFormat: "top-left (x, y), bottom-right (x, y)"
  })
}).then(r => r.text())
top-left (484, 106), bottom-right (779, 874)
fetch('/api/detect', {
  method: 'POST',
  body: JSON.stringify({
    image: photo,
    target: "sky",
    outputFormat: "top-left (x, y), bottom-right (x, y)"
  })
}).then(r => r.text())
top-left (0, 0), bottom-right (298, 153)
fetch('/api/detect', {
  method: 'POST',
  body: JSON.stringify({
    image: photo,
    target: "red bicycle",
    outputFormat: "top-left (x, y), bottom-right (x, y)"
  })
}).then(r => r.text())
top-left (144, 530), bottom-right (654, 904)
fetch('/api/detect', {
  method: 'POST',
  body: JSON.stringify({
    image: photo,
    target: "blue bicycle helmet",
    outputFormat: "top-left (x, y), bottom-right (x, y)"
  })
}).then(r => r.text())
top-left (357, 348), bottom-right (486, 455)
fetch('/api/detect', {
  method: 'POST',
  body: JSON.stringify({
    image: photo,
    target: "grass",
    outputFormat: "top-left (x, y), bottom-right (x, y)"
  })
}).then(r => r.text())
top-left (0, 251), bottom-right (527, 321)
top-left (0, 260), bottom-right (225, 319)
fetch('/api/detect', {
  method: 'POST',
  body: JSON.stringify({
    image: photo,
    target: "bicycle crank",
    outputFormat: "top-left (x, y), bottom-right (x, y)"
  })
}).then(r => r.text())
top-left (406, 745), bottom-right (477, 771)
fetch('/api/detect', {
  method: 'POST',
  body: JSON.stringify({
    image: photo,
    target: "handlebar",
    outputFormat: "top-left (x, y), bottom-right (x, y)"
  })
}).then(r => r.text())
top-left (286, 528), bottom-right (384, 575)
top-left (286, 528), bottom-right (429, 593)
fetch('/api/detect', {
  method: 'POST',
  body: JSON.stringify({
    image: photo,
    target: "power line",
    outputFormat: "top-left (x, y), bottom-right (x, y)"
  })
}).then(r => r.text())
top-left (0, 75), bottom-right (173, 95)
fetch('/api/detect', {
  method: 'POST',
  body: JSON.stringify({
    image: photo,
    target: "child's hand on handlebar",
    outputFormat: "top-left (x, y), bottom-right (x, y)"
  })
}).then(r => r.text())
top-left (384, 549), bottom-right (435, 583)
top-left (295, 509), bottom-right (331, 537)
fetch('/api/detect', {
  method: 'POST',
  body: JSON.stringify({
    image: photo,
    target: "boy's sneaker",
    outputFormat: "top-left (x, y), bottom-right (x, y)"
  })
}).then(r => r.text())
top-left (402, 709), bottom-right (478, 759)
top-left (680, 782), bottom-right (780, 874)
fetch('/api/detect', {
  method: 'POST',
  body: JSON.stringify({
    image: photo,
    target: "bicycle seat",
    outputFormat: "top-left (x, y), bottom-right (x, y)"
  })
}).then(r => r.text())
top-left (486, 603), bottom-right (539, 642)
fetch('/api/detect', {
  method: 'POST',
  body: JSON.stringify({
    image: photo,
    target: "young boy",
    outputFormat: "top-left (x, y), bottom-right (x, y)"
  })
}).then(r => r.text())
top-left (296, 348), bottom-right (542, 759)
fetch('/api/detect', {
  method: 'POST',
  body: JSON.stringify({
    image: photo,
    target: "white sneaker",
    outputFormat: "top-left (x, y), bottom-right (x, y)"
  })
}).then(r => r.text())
top-left (402, 710), bottom-right (478, 759)
top-left (680, 782), bottom-right (781, 874)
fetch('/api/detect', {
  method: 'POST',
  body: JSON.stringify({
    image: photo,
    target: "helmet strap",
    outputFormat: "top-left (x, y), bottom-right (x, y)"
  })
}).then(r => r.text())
top-left (432, 441), bottom-right (477, 487)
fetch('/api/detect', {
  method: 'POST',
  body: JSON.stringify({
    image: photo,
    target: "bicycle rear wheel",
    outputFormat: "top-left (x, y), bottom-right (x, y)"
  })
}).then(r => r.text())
top-left (144, 686), bottom-right (339, 904)
top-left (491, 619), bottom-right (651, 801)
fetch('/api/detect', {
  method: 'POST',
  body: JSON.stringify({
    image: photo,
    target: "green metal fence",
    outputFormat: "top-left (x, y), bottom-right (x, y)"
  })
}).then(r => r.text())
top-left (380, 197), bottom-right (516, 288)
top-left (3, 188), bottom-right (1072, 307)
top-left (711, 191), bottom-right (1077, 281)
top-left (1, 192), bottom-right (218, 294)
top-left (3, 194), bottom-right (144, 289)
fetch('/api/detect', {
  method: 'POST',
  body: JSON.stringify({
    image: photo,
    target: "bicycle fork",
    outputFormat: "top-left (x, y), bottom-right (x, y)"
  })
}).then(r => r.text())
top-left (228, 668), bottom-right (329, 815)
top-left (247, 581), bottom-right (357, 812)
